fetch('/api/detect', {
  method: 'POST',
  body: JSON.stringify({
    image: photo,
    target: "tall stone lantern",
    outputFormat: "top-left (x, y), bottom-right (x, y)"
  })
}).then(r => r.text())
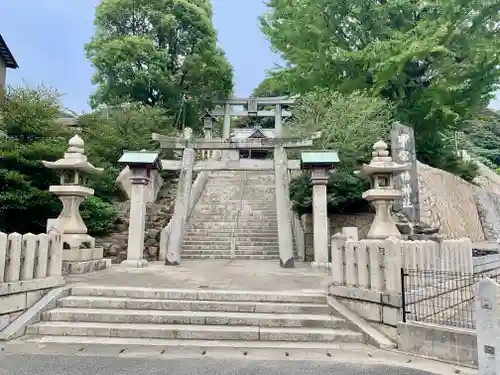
top-left (357, 140), bottom-right (410, 239)
top-left (43, 134), bottom-right (110, 274)
top-left (300, 150), bottom-right (340, 265)
top-left (118, 150), bottom-right (162, 268)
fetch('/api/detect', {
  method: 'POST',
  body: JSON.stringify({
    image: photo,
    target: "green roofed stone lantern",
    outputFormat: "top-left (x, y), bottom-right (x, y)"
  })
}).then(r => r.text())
top-left (300, 150), bottom-right (340, 266)
top-left (118, 150), bottom-right (162, 268)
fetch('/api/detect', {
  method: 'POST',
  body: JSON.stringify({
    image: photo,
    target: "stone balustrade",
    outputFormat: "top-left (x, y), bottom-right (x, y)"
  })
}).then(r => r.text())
top-left (331, 238), bottom-right (473, 294)
top-left (0, 231), bottom-right (64, 331)
top-left (329, 236), bottom-right (473, 326)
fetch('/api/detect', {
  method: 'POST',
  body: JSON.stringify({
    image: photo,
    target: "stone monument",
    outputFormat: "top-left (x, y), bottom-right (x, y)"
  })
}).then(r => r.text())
top-left (43, 134), bottom-right (111, 274)
top-left (357, 140), bottom-right (410, 239)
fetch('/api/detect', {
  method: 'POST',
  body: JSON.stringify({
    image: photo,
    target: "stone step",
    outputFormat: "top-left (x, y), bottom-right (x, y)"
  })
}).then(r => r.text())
top-left (42, 308), bottom-right (345, 329)
top-left (188, 223), bottom-right (279, 230)
top-left (181, 254), bottom-right (280, 260)
top-left (193, 210), bottom-right (277, 215)
top-left (27, 322), bottom-right (363, 342)
top-left (183, 240), bottom-right (232, 246)
top-left (181, 250), bottom-right (279, 257)
top-left (184, 230), bottom-right (279, 237)
top-left (182, 240), bottom-right (280, 247)
top-left (69, 286), bottom-right (327, 304)
top-left (235, 239), bottom-right (280, 246)
top-left (58, 296), bottom-right (331, 315)
top-left (182, 245), bottom-right (233, 251)
top-left (20, 336), bottom-right (369, 353)
top-left (183, 235), bottom-right (278, 242)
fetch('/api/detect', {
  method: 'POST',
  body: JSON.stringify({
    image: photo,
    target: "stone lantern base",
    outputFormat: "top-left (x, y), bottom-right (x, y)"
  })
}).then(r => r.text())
top-left (61, 248), bottom-right (111, 276)
top-left (47, 219), bottom-right (111, 275)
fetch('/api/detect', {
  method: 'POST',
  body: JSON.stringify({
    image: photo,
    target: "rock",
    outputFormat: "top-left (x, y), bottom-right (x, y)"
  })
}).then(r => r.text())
top-left (147, 246), bottom-right (158, 258)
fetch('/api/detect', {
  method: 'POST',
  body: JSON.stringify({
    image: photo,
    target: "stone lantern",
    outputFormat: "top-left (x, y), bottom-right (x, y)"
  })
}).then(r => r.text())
top-left (200, 112), bottom-right (217, 159)
top-left (43, 134), bottom-right (110, 274)
top-left (357, 140), bottom-right (410, 239)
top-left (300, 150), bottom-right (340, 265)
top-left (118, 150), bottom-right (162, 268)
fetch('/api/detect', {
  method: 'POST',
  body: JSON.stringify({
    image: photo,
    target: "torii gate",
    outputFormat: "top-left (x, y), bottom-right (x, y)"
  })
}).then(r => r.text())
top-left (153, 130), bottom-right (320, 268)
top-left (210, 96), bottom-right (294, 139)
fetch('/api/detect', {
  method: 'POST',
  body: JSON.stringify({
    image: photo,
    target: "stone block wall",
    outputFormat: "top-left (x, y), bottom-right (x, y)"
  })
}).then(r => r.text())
top-left (418, 162), bottom-right (485, 241)
top-left (0, 231), bottom-right (65, 331)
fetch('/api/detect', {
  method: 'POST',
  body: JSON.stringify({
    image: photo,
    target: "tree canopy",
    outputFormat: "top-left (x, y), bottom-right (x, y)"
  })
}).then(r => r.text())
top-left (260, 0), bottom-right (500, 171)
top-left (288, 89), bottom-right (393, 214)
top-left (85, 0), bottom-right (234, 131)
top-left (0, 86), bottom-right (116, 234)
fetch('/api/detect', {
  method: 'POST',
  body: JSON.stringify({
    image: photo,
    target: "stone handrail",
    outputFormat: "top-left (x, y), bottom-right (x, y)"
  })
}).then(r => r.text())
top-left (159, 151), bottom-right (222, 261)
top-left (0, 231), bottom-right (63, 284)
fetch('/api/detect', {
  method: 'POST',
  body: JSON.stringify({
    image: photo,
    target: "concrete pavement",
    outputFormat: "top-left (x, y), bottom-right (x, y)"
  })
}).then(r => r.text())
top-left (1, 341), bottom-right (476, 375)
top-left (0, 355), bottom-right (461, 375)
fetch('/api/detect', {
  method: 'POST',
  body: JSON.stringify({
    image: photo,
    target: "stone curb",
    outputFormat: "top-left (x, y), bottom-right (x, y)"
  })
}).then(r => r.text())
top-left (326, 296), bottom-right (396, 350)
top-left (0, 286), bottom-right (71, 341)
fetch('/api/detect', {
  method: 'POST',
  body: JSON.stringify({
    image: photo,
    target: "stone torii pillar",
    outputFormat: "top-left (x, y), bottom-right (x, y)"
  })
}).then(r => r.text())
top-left (300, 151), bottom-right (340, 266)
top-left (118, 151), bottom-right (162, 268)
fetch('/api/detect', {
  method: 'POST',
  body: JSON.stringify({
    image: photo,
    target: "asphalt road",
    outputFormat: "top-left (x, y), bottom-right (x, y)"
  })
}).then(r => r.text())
top-left (0, 355), bottom-right (439, 375)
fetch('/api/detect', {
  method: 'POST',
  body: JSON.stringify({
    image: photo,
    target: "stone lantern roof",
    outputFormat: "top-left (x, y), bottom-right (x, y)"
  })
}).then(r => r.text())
top-left (42, 134), bottom-right (103, 174)
top-left (358, 140), bottom-right (410, 177)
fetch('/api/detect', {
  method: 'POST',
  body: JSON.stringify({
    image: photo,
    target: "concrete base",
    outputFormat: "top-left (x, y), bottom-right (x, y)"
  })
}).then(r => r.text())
top-left (397, 321), bottom-right (477, 367)
top-left (0, 277), bottom-right (66, 337)
top-left (62, 248), bottom-right (103, 262)
top-left (121, 259), bottom-right (148, 268)
top-left (62, 259), bottom-right (111, 275)
top-left (328, 285), bottom-right (401, 327)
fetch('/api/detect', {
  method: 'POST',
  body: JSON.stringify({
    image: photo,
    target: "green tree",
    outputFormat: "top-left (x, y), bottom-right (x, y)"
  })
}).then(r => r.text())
top-left (77, 103), bottom-right (177, 201)
top-left (0, 85), bottom-right (118, 235)
top-left (288, 89), bottom-right (393, 214)
top-left (85, 0), bottom-right (234, 131)
top-left (260, 0), bottom-right (500, 171)
top-left (462, 109), bottom-right (500, 168)
top-left (0, 86), bottom-right (66, 233)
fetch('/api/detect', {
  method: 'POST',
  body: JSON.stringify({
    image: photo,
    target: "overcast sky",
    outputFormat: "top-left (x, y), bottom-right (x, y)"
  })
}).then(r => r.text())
top-left (1, 0), bottom-right (498, 112)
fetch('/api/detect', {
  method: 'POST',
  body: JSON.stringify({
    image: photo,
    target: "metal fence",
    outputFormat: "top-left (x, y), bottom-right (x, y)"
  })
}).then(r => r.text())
top-left (401, 268), bottom-right (500, 329)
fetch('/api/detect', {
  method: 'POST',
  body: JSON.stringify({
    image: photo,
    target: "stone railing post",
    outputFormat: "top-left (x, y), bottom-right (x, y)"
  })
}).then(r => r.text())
top-left (331, 233), bottom-right (347, 286)
top-left (166, 147), bottom-right (195, 265)
top-left (476, 278), bottom-right (500, 375)
top-left (274, 145), bottom-right (294, 268)
top-left (48, 229), bottom-right (63, 277)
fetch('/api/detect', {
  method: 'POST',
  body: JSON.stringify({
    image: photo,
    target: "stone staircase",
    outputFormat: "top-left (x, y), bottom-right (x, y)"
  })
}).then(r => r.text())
top-left (182, 171), bottom-right (281, 260)
top-left (23, 285), bottom-right (365, 349)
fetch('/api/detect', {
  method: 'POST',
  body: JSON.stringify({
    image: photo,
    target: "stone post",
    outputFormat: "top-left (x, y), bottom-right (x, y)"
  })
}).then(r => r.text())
top-left (166, 147), bottom-right (195, 265)
top-left (274, 145), bottom-right (294, 267)
top-left (275, 104), bottom-right (282, 137)
top-left (476, 278), bottom-right (500, 375)
top-left (122, 169), bottom-right (150, 268)
top-left (311, 169), bottom-right (329, 265)
top-left (223, 102), bottom-right (231, 139)
top-left (118, 150), bottom-right (162, 268)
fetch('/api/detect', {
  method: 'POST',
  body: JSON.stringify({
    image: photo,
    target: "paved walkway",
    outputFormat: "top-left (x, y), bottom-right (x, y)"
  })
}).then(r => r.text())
top-left (65, 260), bottom-right (331, 292)
top-left (0, 355), bottom-right (444, 375)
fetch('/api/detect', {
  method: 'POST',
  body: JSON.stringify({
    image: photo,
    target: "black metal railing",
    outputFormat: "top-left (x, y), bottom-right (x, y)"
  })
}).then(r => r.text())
top-left (401, 268), bottom-right (499, 329)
